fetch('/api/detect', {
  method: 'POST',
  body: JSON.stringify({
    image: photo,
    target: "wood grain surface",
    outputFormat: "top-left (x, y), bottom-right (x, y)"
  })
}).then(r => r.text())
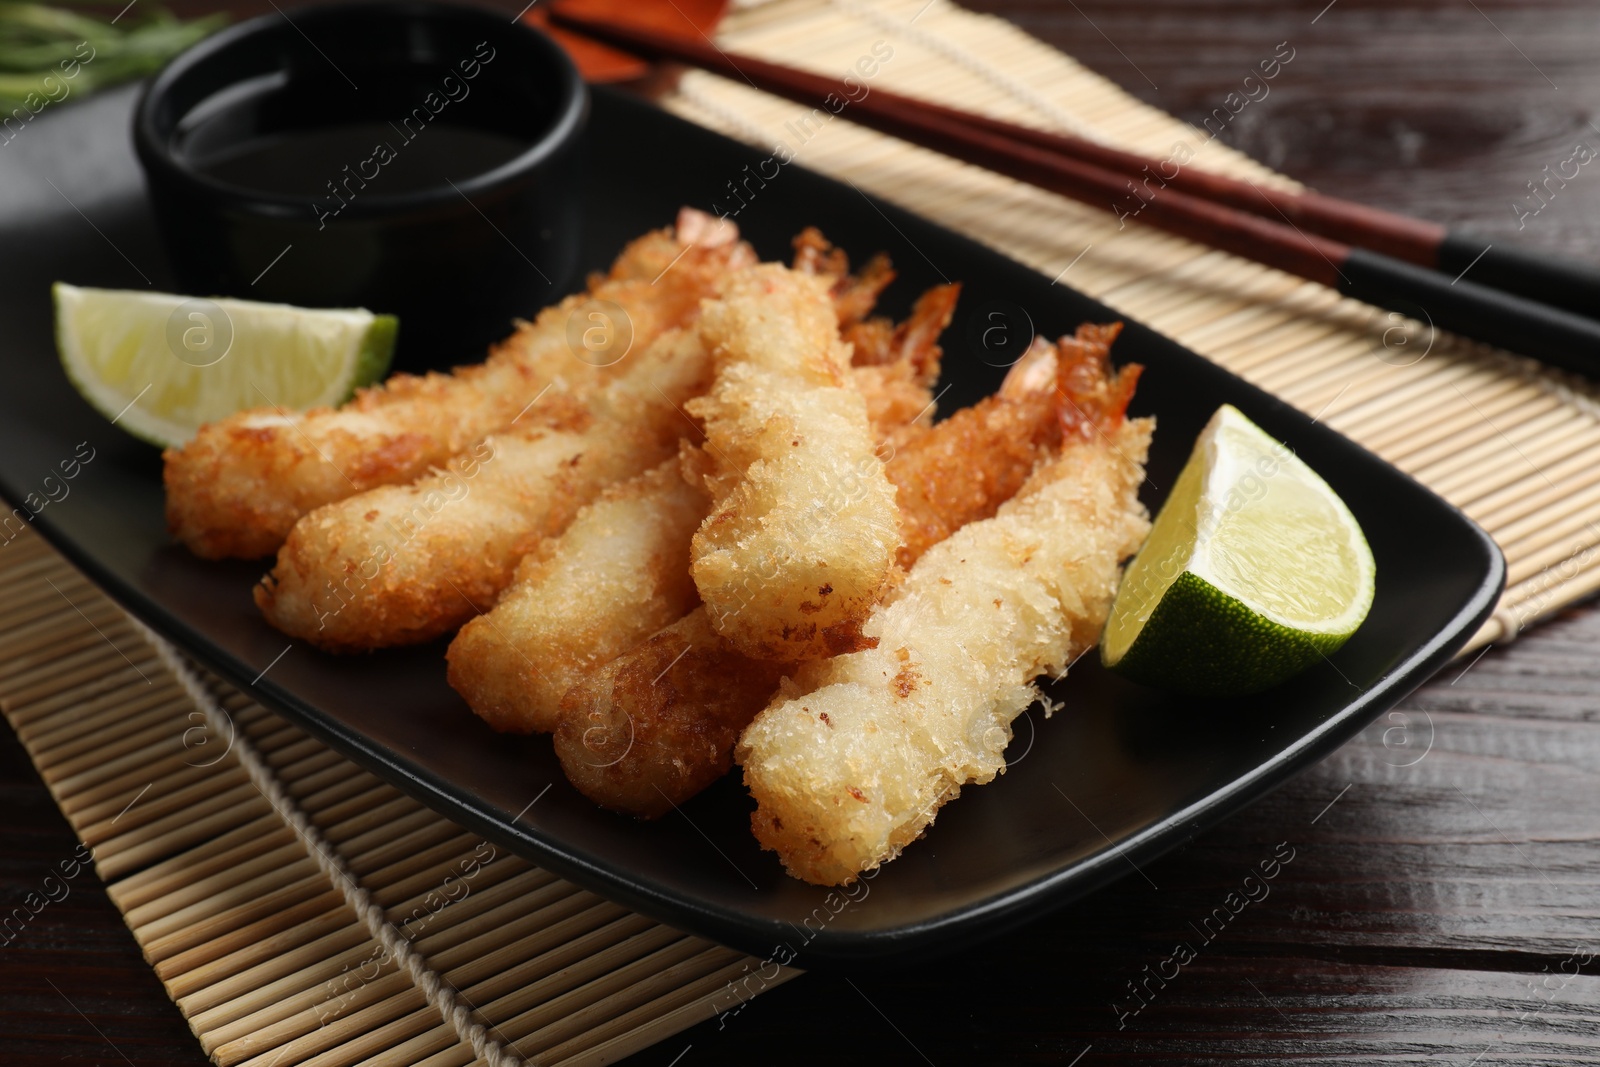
top-left (4, 1), bottom-right (1599, 1064)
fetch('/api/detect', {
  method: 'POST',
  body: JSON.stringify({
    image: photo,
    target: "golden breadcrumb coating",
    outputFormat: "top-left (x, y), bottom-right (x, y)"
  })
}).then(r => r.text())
top-left (554, 607), bottom-right (788, 819)
top-left (688, 264), bottom-right (902, 661)
top-left (445, 459), bottom-right (709, 733)
top-left (254, 326), bottom-right (715, 651)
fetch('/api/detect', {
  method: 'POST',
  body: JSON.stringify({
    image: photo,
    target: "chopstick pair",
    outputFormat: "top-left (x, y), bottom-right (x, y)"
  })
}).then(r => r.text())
top-left (551, 9), bottom-right (1600, 377)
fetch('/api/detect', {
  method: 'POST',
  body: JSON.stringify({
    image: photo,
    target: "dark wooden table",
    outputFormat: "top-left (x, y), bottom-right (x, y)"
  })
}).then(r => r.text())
top-left (6, 1), bottom-right (1599, 1063)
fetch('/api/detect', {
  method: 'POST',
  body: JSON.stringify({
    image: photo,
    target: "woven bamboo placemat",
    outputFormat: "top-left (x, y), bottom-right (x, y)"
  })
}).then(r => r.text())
top-left (674, 0), bottom-right (1600, 652)
top-left (0, 530), bottom-right (788, 1066)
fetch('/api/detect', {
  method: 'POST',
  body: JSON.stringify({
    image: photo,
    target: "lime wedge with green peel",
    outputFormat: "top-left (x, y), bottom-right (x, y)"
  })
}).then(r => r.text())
top-left (1101, 404), bottom-right (1375, 695)
top-left (54, 283), bottom-right (396, 449)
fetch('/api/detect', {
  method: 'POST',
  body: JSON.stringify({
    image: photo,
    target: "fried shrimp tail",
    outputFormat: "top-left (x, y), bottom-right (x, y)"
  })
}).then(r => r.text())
top-left (688, 264), bottom-right (902, 661)
top-left (165, 209), bottom-right (751, 560)
top-left (791, 226), bottom-right (955, 443)
top-left (738, 325), bottom-right (1151, 885)
top-left (255, 326), bottom-right (715, 651)
top-left (791, 226), bottom-right (895, 332)
top-left (846, 283), bottom-right (959, 453)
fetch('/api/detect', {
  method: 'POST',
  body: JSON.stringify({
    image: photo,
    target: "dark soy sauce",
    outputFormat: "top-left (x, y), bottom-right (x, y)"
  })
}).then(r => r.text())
top-left (172, 61), bottom-right (549, 203)
top-left (195, 121), bottom-right (528, 197)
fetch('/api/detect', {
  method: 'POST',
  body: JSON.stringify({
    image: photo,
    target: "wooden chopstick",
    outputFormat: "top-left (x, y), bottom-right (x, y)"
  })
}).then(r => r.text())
top-left (787, 84), bottom-right (1600, 326)
top-left (871, 84), bottom-right (1600, 330)
top-left (551, 9), bottom-right (1600, 377)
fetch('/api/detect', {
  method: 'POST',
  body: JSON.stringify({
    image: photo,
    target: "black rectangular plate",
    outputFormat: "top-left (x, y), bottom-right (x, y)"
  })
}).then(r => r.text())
top-left (0, 82), bottom-right (1503, 966)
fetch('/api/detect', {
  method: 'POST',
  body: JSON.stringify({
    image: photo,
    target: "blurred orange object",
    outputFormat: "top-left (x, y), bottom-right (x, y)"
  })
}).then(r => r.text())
top-left (527, 0), bottom-right (729, 83)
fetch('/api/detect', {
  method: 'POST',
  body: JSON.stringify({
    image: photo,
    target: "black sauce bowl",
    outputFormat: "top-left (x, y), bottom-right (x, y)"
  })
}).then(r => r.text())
top-left (133, 1), bottom-right (587, 371)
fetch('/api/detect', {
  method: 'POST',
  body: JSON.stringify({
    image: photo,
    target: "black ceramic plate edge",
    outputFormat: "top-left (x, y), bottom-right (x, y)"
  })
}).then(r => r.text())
top-left (1, 84), bottom-right (1506, 967)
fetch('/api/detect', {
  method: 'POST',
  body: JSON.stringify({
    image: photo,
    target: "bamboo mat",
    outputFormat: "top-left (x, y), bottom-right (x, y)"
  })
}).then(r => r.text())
top-left (0, 529), bottom-right (790, 1066)
top-left (672, 0), bottom-right (1600, 651)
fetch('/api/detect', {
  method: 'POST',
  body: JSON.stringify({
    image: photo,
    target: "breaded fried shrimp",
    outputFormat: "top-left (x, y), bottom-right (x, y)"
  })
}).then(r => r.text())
top-left (445, 459), bottom-right (710, 734)
top-left (689, 264), bottom-right (902, 661)
top-left (555, 608), bottom-right (787, 819)
top-left (255, 326), bottom-right (715, 651)
top-left (738, 325), bottom-right (1150, 885)
top-left (889, 341), bottom-right (1062, 569)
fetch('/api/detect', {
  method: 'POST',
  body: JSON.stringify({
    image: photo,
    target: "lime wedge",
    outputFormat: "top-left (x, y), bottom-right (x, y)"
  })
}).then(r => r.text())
top-left (54, 283), bottom-right (396, 448)
top-left (1101, 404), bottom-right (1375, 695)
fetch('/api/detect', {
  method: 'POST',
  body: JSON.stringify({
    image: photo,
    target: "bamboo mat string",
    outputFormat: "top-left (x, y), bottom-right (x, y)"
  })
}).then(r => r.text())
top-left (129, 621), bottom-right (529, 1067)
